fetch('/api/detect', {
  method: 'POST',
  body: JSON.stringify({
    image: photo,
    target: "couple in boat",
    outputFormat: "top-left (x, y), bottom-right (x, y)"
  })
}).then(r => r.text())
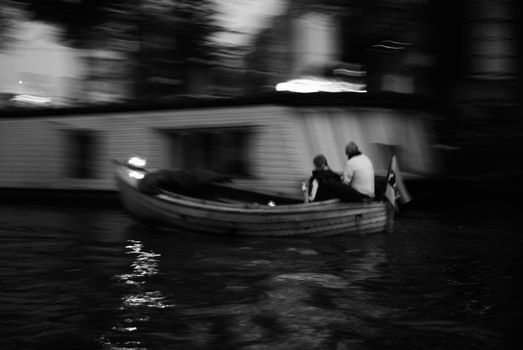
top-left (307, 141), bottom-right (375, 203)
top-left (133, 140), bottom-right (378, 205)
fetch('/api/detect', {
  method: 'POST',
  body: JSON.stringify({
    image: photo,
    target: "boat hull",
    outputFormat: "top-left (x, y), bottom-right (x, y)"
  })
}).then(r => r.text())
top-left (116, 167), bottom-right (391, 237)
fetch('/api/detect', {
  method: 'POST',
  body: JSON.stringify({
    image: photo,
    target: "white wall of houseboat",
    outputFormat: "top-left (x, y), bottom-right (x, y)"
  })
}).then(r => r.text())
top-left (0, 104), bottom-right (436, 197)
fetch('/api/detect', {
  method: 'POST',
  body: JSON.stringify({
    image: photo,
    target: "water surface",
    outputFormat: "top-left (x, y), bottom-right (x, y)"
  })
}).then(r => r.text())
top-left (1, 204), bottom-right (521, 349)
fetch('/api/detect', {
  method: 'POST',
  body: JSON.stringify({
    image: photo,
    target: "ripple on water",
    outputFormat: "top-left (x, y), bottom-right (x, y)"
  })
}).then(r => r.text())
top-left (271, 272), bottom-right (348, 289)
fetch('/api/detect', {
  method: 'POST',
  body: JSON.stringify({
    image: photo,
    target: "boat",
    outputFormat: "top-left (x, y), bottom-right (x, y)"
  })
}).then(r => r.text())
top-left (115, 156), bottom-right (394, 237)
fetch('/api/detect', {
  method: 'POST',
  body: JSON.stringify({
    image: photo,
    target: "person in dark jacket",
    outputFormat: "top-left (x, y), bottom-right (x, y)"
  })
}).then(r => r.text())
top-left (308, 154), bottom-right (341, 202)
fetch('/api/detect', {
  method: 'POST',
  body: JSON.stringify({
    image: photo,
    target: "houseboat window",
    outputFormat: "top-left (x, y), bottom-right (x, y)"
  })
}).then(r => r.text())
top-left (66, 130), bottom-right (99, 178)
top-left (167, 128), bottom-right (250, 177)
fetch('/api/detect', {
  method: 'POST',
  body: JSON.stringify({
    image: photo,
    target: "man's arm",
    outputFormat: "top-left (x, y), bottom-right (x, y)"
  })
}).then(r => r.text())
top-left (342, 162), bottom-right (353, 185)
top-left (309, 179), bottom-right (319, 201)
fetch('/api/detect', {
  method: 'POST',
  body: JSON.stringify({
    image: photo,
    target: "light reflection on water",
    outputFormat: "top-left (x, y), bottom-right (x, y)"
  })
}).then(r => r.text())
top-left (0, 204), bottom-right (521, 349)
top-left (104, 240), bottom-right (174, 349)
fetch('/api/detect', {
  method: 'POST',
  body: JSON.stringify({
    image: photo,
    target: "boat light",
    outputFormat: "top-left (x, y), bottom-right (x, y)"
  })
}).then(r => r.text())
top-left (268, 201), bottom-right (276, 207)
top-left (129, 170), bottom-right (145, 180)
top-left (128, 156), bottom-right (147, 168)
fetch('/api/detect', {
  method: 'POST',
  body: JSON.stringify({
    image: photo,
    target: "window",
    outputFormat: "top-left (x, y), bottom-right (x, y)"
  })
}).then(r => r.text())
top-left (66, 130), bottom-right (99, 178)
top-left (166, 128), bottom-right (251, 177)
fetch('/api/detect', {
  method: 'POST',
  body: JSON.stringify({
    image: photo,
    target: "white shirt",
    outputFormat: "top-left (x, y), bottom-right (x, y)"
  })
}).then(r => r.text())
top-left (342, 154), bottom-right (375, 197)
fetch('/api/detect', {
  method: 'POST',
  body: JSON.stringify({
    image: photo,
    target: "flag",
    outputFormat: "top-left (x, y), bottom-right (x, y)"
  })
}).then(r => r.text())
top-left (384, 154), bottom-right (412, 211)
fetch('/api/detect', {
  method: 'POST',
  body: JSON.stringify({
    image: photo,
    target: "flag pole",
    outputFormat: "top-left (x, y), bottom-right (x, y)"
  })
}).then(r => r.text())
top-left (383, 152), bottom-right (395, 198)
top-left (384, 153), bottom-right (396, 233)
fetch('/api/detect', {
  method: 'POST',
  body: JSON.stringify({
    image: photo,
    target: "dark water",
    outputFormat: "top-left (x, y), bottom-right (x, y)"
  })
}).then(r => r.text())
top-left (1, 203), bottom-right (521, 350)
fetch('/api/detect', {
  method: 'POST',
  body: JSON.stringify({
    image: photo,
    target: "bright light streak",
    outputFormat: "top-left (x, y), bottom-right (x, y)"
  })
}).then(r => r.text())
top-left (371, 40), bottom-right (411, 50)
top-left (275, 78), bottom-right (366, 93)
top-left (333, 68), bottom-right (366, 77)
top-left (11, 94), bottom-right (52, 104)
top-left (382, 40), bottom-right (411, 46)
top-left (372, 44), bottom-right (404, 50)
top-left (129, 171), bottom-right (145, 180)
top-left (128, 156), bottom-right (147, 168)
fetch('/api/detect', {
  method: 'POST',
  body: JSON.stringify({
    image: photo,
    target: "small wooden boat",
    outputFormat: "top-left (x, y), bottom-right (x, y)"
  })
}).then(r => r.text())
top-left (115, 160), bottom-right (393, 237)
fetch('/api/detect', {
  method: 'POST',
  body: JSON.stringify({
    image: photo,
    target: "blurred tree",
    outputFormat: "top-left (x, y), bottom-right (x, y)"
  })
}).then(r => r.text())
top-left (286, 0), bottom-right (432, 93)
top-left (0, 0), bottom-right (24, 50)
top-left (133, 0), bottom-right (223, 100)
top-left (11, 0), bottom-right (223, 102)
top-left (290, 0), bottom-right (429, 51)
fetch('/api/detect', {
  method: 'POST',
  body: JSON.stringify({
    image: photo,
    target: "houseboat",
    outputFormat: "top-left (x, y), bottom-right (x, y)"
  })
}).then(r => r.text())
top-left (0, 93), bottom-right (437, 200)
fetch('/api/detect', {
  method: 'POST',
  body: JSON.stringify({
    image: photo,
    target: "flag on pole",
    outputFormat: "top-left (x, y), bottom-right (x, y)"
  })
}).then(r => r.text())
top-left (384, 154), bottom-right (412, 211)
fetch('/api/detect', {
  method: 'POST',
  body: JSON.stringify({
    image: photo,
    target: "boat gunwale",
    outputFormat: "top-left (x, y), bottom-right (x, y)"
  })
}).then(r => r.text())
top-left (116, 166), bottom-right (388, 215)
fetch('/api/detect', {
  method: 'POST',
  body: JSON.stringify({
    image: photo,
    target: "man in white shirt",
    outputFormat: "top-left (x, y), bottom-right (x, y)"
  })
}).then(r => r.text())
top-left (341, 141), bottom-right (375, 201)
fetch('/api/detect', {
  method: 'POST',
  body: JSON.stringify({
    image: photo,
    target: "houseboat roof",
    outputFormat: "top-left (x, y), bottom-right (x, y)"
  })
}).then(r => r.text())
top-left (0, 92), bottom-right (441, 119)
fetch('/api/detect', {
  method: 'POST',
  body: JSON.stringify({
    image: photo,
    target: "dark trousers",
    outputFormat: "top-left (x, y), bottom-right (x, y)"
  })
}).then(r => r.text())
top-left (319, 181), bottom-right (371, 202)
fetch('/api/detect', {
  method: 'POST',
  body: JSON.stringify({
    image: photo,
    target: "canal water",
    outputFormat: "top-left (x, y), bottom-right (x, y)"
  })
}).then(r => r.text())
top-left (0, 202), bottom-right (521, 350)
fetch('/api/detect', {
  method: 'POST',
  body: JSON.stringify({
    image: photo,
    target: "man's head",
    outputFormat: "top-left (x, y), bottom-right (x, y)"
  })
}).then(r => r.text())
top-left (345, 141), bottom-right (360, 159)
